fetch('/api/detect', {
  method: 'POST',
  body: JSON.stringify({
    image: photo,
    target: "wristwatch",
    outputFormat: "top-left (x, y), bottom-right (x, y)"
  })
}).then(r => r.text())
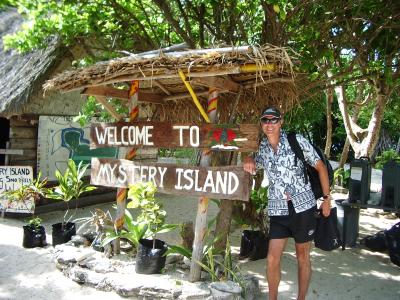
top-left (322, 194), bottom-right (331, 200)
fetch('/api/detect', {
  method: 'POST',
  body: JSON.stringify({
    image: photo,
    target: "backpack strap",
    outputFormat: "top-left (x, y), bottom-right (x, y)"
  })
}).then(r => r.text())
top-left (287, 132), bottom-right (309, 184)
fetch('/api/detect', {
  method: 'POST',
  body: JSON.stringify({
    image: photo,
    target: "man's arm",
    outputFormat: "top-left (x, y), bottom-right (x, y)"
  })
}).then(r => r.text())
top-left (243, 156), bottom-right (257, 174)
top-left (314, 160), bottom-right (331, 217)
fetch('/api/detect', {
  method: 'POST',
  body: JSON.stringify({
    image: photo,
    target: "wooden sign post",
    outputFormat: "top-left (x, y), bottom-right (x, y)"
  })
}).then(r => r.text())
top-left (89, 116), bottom-right (259, 280)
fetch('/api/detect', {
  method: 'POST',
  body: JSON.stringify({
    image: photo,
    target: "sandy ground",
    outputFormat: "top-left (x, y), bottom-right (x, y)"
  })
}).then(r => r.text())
top-left (0, 192), bottom-right (399, 300)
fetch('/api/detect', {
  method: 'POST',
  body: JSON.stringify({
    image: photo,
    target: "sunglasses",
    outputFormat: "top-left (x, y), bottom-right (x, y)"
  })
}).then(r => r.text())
top-left (260, 117), bottom-right (281, 124)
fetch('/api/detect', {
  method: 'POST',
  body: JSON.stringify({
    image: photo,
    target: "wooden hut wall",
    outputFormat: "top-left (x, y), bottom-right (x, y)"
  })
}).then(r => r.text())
top-left (7, 116), bottom-right (38, 172)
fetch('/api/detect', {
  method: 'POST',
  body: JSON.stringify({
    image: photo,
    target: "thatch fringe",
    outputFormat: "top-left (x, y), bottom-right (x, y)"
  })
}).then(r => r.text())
top-left (44, 44), bottom-right (300, 123)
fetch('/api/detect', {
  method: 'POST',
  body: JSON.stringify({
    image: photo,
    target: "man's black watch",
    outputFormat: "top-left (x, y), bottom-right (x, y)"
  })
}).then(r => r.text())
top-left (322, 194), bottom-right (330, 200)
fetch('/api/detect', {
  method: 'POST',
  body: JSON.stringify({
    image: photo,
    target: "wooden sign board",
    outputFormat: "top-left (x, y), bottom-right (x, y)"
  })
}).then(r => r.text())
top-left (90, 122), bottom-right (259, 152)
top-left (0, 166), bottom-right (34, 213)
top-left (91, 158), bottom-right (251, 201)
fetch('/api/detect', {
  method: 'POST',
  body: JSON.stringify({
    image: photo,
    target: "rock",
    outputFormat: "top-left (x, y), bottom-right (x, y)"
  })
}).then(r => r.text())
top-left (68, 266), bottom-right (107, 287)
top-left (183, 256), bottom-right (191, 267)
top-left (55, 246), bottom-right (79, 265)
top-left (82, 232), bottom-right (97, 244)
top-left (55, 244), bottom-right (96, 265)
top-left (166, 253), bottom-right (183, 265)
top-left (240, 275), bottom-right (260, 300)
top-left (105, 273), bottom-right (182, 298)
top-left (70, 235), bottom-right (86, 247)
top-left (83, 257), bottom-right (116, 273)
top-left (210, 281), bottom-right (243, 300)
top-left (178, 282), bottom-right (211, 300)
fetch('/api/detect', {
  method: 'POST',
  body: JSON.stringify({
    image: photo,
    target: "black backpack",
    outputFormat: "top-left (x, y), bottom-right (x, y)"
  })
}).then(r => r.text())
top-left (287, 132), bottom-right (334, 199)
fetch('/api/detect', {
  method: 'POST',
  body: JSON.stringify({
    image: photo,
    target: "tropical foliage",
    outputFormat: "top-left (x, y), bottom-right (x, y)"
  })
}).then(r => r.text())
top-left (127, 182), bottom-right (178, 248)
top-left (46, 159), bottom-right (97, 226)
top-left (2, 0), bottom-right (398, 161)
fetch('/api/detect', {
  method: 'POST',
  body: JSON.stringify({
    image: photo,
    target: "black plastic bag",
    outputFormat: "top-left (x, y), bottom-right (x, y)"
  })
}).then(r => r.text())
top-left (239, 230), bottom-right (268, 260)
top-left (314, 207), bottom-right (342, 251)
top-left (23, 225), bottom-right (47, 248)
top-left (385, 222), bottom-right (400, 252)
top-left (52, 222), bottom-right (76, 246)
top-left (135, 238), bottom-right (168, 274)
top-left (361, 231), bottom-right (387, 252)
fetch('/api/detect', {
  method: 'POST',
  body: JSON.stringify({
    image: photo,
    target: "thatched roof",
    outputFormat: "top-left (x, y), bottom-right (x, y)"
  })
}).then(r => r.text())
top-left (0, 8), bottom-right (59, 117)
top-left (45, 44), bottom-right (300, 123)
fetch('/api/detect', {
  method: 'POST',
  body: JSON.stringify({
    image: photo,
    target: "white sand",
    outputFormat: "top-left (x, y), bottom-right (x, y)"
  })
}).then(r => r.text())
top-left (0, 192), bottom-right (399, 300)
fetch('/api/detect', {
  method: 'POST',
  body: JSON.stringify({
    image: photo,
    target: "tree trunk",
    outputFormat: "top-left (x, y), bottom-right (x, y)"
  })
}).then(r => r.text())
top-left (324, 87), bottom-right (334, 158)
top-left (362, 91), bottom-right (388, 158)
top-left (396, 136), bottom-right (400, 153)
top-left (339, 137), bottom-right (351, 168)
top-left (335, 81), bottom-right (389, 159)
top-left (338, 103), bottom-right (361, 167)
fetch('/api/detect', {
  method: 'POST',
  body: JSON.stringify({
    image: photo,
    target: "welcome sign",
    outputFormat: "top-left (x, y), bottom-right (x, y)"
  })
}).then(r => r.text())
top-left (90, 122), bottom-right (259, 152)
top-left (91, 158), bottom-right (251, 201)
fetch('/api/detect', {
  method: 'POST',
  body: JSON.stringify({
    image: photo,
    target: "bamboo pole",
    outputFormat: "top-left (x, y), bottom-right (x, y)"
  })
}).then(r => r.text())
top-left (189, 87), bottom-right (218, 282)
top-left (178, 70), bottom-right (210, 123)
top-left (114, 80), bottom-right (139, 254)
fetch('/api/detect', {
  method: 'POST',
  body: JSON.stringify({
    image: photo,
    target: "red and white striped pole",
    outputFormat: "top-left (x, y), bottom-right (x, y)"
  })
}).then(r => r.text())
top-left (114, 80), bottom-right (139, 253)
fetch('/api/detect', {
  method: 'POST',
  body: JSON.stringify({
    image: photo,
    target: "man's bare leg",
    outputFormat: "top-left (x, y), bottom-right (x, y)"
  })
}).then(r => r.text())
top-left (267, 238), bottom-right (288, 300)
top-left (295, 241), bottom-right (312, 300)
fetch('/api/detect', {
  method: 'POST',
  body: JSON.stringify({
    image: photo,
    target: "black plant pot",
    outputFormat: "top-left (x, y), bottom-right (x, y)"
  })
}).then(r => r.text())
top-left (135, 238), bottom-right (168, 274)
top-left (23, 225), bottom-right (47, 248)
top-left (239, 230), bottom-right (269, 261)
top-left (52, 222), bottom-right (76, 246)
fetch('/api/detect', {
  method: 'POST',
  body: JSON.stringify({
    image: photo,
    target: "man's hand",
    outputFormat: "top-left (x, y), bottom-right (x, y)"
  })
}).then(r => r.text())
top-left (243, 156), bottom-right (256, 174)
top-left (320, 197), bottom-right (331, 217)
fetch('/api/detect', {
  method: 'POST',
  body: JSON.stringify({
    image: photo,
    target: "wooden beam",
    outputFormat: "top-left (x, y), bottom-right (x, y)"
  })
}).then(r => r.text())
top-left (82, 86), bottom-right (164, 104)
top-left (95, 96), bottom-right (123, 120)
top-left (0, 149), bottom-right (24, 155)
top-left (163, 90), bottom-right (210, 101)
top-left (154, 80), bottom-right (171, 95)
top-left (10, 127), bottom-right (37, 139)
top-left (190, 76), bottom-right (240, 92)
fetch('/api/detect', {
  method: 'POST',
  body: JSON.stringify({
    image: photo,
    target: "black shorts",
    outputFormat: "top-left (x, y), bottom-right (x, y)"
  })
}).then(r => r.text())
top-left (269, 201), bottom-right (317, 243)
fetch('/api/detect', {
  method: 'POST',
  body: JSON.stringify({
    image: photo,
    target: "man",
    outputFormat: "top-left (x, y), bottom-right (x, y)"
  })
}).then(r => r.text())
top-left (243, 106), bottom-right (331, 300)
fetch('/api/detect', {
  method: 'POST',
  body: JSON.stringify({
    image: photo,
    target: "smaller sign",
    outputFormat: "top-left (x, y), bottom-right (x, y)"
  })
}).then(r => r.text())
top-left (0, 166), bottom-right (34, 213)
top-left (91, 158), bottom-right (251, 201)
top-left (90, 122), bottom-right (259, 152)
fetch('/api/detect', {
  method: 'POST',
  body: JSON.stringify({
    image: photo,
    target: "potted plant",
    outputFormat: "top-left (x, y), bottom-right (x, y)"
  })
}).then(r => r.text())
top-left (100, 208), bottom-right (149, 254)
top-left (22, 216), bottom-right (47, 248)
top-left (2, 173), bottom-right (49, 248)
top-left (46, 159), bottom-right (96, 246)
top-left (238, 185), bottom-right (269, 260)
top-left (127, 181), bottom-right (177, 274)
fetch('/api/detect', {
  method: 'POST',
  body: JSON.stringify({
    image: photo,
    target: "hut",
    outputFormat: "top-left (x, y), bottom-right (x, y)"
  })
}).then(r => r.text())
top-left (0, 8), bottom-right (85, 171)
top-left (44, 44), bottom-right (299, 280)
top-left (44, 45), bottom-right (299, 124)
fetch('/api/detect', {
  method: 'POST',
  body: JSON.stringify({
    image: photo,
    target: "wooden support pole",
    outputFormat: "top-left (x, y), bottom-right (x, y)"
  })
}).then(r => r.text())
top-left (114, 80), bottom-right (139, 254)
top-left (95, 96), bottom-right (123, 120)
top-left (189, 87), bottom-right (218, 282)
